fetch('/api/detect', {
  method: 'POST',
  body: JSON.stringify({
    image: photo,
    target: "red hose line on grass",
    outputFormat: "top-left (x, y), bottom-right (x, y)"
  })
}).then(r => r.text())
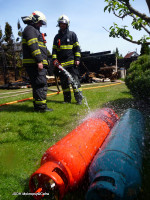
top-left (0, 92), bottom-right (60, 107)
top-left (0, 83), bottom-right (121, 107)
top-left (0, 97), bottom-right (33, 106)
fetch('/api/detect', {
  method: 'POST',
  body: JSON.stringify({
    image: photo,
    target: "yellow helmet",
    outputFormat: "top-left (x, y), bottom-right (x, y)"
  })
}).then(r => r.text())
top-left (22, 11), bottom-right (47, 25)
top-left (57, 15), bottom-right (70, 26)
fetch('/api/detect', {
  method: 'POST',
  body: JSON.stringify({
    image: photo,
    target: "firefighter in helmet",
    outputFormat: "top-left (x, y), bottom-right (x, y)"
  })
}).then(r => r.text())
top-left (52, 15), bottom-right (83, 104)
top-left (22, 11), bottom-right (53, 112)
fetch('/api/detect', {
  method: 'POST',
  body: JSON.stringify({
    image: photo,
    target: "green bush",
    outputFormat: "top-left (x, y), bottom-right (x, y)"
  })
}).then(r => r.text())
top-left (125, 55), bottom-right (150, 101)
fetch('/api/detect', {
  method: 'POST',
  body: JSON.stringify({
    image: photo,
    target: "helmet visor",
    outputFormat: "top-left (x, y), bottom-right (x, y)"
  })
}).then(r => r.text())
top-left (59, 19), bottom-right (68, 24)
top-left (40, 20), bottom-right (47, 25)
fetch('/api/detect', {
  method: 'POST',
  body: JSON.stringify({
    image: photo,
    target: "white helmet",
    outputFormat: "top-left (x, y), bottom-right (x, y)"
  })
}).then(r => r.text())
top-left (22, 11), bottom-right (47, 25)
top-left (57, 15), bottom-right (70, 26)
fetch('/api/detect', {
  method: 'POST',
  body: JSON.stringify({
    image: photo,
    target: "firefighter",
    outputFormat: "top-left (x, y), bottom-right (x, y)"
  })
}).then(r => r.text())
top-left (22, 11), bottom-right (53, 112)
top-left (52, 15), bottom-right (83, 104)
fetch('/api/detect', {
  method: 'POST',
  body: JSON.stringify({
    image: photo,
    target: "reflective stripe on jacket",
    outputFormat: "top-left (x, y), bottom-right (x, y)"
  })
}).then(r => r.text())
top-left (52, 29), bottom-right (81, 67)
top-left (22, 25), bottom-right (48, 66)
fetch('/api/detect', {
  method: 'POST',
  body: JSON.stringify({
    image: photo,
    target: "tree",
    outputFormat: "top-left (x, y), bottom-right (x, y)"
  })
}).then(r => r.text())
top-left (104, 1), bottom-right (150, 101)
top-left (104, 0), bottom-right (150, 47)
top-left (16, 20), bottom-right (23, 42)
top-left (140, 42), bottom-right (150, 55)
top-left (16, 20), bottom-right (23, 68)
top-left (125, 55), bottom-right (150, 101)
top-left (0, 27), bottom-right (2, 42)
top-left (0, 21), bottom-right (23, 84)
top-left (4, 22), bottom-right (13, 44)
top-left (113, 47), bottom-right (123, 58)
top-left (3, 22), bottom-right (17, 81)
top-left (3, 22), bottom-right (14, 65)
top-left (0, 27), bottom-right (8, 84)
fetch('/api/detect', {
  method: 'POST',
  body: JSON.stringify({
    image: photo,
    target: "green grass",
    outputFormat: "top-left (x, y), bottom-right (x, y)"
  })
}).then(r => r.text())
top-left (0, 82), bottom-right (150, 200)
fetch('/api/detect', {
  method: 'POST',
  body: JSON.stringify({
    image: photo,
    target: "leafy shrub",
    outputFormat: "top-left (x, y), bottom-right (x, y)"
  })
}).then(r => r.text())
top-left (125, 55), bottom-right (150, 101)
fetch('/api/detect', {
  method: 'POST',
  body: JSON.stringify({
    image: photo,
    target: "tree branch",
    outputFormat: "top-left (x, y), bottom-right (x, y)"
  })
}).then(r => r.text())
top-left (113, 10), bottom-right (129, 19)
top-left (121, 35), bottom-right (150, 45)
top-left (102, 26), bottom-right (110, 33)
top-left (146, 0), bottom-right (150, 12)
top-left (124, 1), bottom-right (150, 22)
top-left (130, 14), bottom-right (150, 34)
top-left (102, 26), bottom-right (150, 45)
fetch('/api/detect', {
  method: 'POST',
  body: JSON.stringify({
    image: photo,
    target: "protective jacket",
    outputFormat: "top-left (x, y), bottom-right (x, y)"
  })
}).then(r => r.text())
top-left (22, 24), bottom-right (49, 111)
top-left (52, 28), bottom-right (82, 103)
top-left (22, 25), bottom-right (48, 66)
top-left (52, 28), bottom-right (81, 68)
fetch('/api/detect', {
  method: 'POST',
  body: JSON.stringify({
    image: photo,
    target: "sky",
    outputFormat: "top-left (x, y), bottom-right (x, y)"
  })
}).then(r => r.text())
top-left (0, 0), bottom-right (149, 57)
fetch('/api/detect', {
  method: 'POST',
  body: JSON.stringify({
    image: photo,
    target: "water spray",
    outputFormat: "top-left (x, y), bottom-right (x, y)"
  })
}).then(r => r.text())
top-left (53, 59), bottom-right (79, 90)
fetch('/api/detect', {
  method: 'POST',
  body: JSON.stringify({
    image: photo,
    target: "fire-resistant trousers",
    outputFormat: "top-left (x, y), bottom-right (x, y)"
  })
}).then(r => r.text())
top-left (25, 65), bottom-right (48, 110)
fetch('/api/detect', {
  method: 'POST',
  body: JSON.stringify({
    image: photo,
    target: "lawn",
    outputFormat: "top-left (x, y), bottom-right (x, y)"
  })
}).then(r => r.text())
top-left (0, 82), bottom-right (150, 200)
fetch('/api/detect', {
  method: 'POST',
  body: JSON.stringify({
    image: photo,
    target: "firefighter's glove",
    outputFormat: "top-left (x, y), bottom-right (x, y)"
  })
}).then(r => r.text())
top-left (75, 60), bottom-right (80, 66)
top-left (38, 62), bottom-right (43, 71)
top-left (53, 59), bottom-right (60, 67)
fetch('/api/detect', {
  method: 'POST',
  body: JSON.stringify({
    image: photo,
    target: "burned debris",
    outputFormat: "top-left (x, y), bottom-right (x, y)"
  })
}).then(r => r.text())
top-left (79, 51), bottom-right (118, 83)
